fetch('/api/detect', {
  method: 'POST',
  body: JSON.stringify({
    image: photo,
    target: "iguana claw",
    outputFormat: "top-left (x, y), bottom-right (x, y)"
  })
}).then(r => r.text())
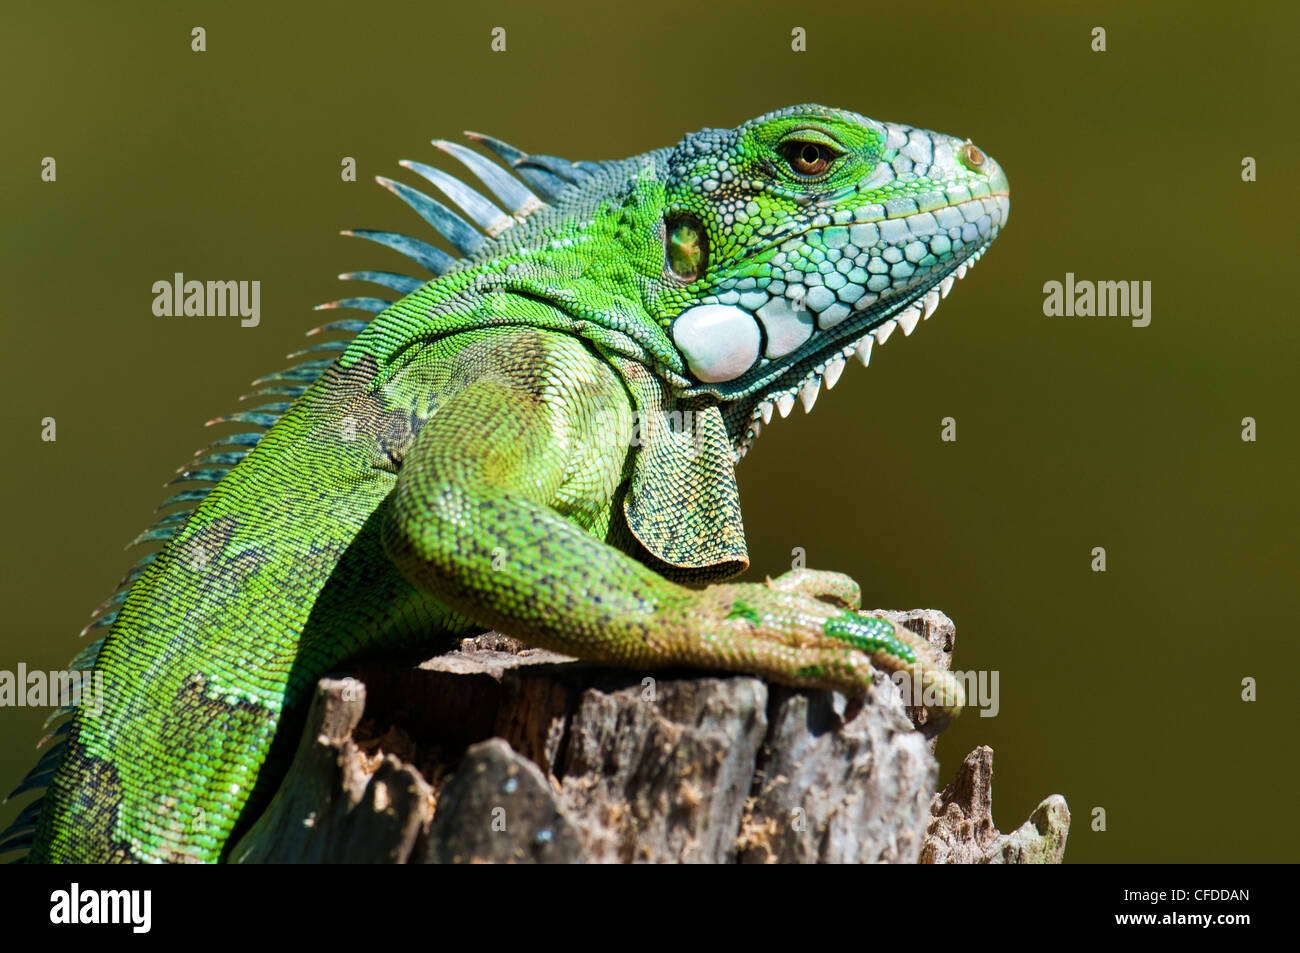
top-left (766, 568), bottom-right (862, 609)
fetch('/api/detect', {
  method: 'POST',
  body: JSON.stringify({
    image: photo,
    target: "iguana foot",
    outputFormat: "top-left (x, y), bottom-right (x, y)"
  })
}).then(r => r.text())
top-left (658, 577), bottom-right (964, 729)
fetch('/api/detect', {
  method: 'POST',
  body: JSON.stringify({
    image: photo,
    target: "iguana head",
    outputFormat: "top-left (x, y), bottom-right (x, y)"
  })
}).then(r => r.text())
top-left (651, 104), bottom-right (1009, 458)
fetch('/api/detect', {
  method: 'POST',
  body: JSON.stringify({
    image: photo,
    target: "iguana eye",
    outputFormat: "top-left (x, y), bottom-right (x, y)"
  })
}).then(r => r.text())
top-left (665, 214), bottom-right (707, 282)
top-left (782, 141), bottom-right (833, 178)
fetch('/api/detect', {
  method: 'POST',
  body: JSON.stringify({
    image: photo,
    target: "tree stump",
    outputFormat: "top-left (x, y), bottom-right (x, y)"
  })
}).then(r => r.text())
top-left (230, 611), bottom-right (1069, 863)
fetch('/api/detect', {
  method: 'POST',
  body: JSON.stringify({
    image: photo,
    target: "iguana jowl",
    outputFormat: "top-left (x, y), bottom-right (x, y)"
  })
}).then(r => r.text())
top-left (4, 105), bottom-right (1009, 862)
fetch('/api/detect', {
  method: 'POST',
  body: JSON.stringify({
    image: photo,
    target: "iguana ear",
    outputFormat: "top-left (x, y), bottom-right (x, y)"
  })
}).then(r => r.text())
top-left (613, 360), bottom-right (749, 579)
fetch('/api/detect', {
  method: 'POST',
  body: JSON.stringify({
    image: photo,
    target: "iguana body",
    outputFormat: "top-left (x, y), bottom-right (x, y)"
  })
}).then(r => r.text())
top-left (4, 105), bottom-right (1008, 863)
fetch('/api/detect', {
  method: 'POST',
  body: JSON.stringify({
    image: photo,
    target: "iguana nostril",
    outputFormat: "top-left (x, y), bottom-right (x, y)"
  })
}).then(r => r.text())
top-left (960, 141), bottom-right (987, 171)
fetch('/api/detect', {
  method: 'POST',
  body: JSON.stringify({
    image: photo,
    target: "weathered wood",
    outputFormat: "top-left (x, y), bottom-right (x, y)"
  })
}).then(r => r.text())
top-left (231, 614), bottom-right (1069, 863)
top-left (425, 739), bottom-right (583, 863)
top-left (920, 745), bottom-right (1071, 864)
top-left (736, 683), bottom-right (936, 863)
top-left (229, 678), bottom-right (433, 863)
top-left (869, 608), bottom-right (957, 748)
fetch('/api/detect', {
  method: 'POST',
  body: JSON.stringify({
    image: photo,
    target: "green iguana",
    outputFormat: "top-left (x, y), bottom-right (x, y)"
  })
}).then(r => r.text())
top-left (3, 104), bottom-right (1008, 863)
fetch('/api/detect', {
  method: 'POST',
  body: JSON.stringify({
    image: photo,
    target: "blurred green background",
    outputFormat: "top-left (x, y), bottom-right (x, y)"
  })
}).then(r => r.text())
top-left (2, 1), bottom-right (1296, 862)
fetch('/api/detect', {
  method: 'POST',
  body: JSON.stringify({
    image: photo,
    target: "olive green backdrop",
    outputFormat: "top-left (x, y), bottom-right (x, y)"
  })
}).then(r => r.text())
top-left (2, 0), bottom-right (1295, 862)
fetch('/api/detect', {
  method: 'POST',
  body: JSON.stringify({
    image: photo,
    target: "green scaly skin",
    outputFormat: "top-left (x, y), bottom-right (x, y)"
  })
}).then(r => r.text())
top-left (7, 104), bottom-right (1008, 862)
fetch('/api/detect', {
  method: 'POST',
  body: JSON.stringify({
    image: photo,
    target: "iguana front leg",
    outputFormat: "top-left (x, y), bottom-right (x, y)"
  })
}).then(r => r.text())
top-left (381, 334), bottom-right (963, 726)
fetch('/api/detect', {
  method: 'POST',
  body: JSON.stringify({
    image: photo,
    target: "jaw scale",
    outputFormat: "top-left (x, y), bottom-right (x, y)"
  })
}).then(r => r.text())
top-left (733, 243), bottom-right (993, 462)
